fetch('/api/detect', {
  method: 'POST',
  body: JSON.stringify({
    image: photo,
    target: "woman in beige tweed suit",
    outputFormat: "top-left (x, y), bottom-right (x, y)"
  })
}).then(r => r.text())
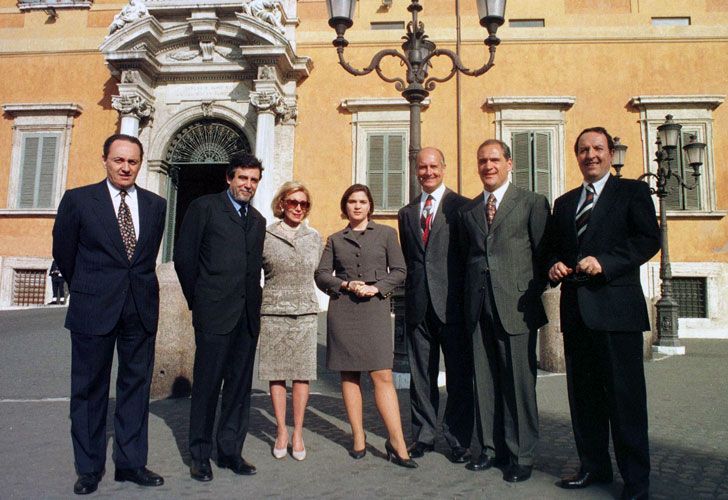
top-left (259, 181), bottom-right (322, 461)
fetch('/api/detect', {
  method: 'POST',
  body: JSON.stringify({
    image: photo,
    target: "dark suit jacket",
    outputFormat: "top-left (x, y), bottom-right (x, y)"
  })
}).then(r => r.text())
top-left (547, 175), bottom-right (660, 332)
top-left (52, 180), bottom-right (167, 335)
top-left (173, 190), bottom-right (266, 336)
top-left (398, 188), bottom-right (468, 325)
top-left (459, 184), bottom-right (550, 336)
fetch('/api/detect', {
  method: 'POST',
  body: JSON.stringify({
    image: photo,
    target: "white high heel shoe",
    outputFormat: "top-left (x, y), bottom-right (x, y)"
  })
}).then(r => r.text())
top-left (273, 436), bottom-right (289, 459)
top-left (291, 442), bottom-right (306, 461)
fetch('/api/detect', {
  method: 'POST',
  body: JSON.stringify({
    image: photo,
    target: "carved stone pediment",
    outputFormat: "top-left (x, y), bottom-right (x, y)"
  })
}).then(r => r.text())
top-left (100, 2), bottom-right (311, 83)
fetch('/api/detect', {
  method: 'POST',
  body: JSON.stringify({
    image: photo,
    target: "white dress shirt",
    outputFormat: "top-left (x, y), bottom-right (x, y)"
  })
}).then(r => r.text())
top-left (482, 181), bottom-right (511, 210)
top-left (576, 172), bottom-right (610, 211)
top-left (419, 183), bottom-right (447, 222)
top-left (106, 179), bottom-right (140, 237)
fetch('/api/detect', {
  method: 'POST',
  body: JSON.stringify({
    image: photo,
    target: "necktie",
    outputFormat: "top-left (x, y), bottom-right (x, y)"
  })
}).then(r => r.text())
top-left (420, 195), bottom-right (434, 245)
top-left (238, 203), bottom-right (247, 218)
top-left (486, 193), bottom-right (497, 227)
top-left (575, 183), bottom-right (595, 244)
top-left (118, 190), bottom-right (136, 261)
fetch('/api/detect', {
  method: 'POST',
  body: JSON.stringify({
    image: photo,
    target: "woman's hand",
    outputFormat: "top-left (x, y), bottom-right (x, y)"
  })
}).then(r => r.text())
top-left (354, 285), bottom-right (378, 298)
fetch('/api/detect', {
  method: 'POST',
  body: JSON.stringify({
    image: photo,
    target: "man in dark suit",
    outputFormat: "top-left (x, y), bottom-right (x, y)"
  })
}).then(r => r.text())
top-left (174, 152), bottom-right (266, 482)
top-left (459, 139), bottom-right (550, 482)
top-left (548, 127), bottom-right (659, 500)
top-left (52, 134), bottom-right (167, 495)
top-left (397, 147), bottom-right (472, 463)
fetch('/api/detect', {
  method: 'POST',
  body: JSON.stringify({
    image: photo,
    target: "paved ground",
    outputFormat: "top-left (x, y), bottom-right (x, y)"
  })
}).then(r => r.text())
top-left (1, 306), bottom-right (727, 499)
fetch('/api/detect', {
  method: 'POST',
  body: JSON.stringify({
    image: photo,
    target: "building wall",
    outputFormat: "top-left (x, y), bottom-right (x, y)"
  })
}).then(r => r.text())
top-left (0, 0), bottom-right (726, 336)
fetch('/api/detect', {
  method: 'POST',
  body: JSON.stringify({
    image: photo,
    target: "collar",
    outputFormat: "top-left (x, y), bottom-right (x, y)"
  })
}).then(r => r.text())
top-left (106, 179), bottom-right (137, 198)
top-left (582, 173), bottom-right (610, 196)
top-left (226, 188), bottom-right (246, 213)
top-left (483, 181), bottom-right (510, 203)
top-left (420, 183), bottom-right (446, 205)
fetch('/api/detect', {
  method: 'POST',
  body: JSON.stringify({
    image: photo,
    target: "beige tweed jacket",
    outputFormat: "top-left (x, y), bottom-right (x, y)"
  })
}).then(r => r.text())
top-left (261, 221), bottom-right (323, 315)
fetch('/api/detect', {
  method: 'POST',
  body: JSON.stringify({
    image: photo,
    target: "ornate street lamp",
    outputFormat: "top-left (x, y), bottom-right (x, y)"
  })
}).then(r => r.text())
top-left (326, 0), bottom-right (507, 199)
top-left (613, 115), bottom-right (706, 354)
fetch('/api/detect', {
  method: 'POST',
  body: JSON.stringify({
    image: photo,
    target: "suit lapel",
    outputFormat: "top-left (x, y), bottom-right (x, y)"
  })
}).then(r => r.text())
top-left (133, 187), bottom-right (153, 263)
top-left (427, 188), bottom-right (450, 243)
top-left (221, 191), bottom-right (246, 231)
top-left (467, 196), bottom-right (488, 239)
top-left (91, 181), bottom-right (128, 262)
top-left (405, 198), bottom-right (424, 252)
top-left (582, 174), bottom-right (619, 245)
top-left (489, 184), bottom-right (517, 234)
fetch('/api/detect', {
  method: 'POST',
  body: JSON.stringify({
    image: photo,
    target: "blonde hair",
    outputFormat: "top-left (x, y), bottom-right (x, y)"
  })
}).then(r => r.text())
top-left (271, 181), bottom-right (312, 219)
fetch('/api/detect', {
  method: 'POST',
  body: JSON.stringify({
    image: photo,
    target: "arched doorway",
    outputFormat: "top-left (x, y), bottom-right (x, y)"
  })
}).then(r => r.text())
top-left (163, 119), bottom-right (251, 261)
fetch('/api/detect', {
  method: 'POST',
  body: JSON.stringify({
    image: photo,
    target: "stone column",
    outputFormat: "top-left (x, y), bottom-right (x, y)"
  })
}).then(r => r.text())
top-left (249, 88), bottom-right (284, 223)
top-left (111, 94), bottom-right (154, 137)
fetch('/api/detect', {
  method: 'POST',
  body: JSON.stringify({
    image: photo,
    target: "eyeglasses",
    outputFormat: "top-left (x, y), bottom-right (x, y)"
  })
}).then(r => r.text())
top-left (284, 199), bottom-right (310, 210)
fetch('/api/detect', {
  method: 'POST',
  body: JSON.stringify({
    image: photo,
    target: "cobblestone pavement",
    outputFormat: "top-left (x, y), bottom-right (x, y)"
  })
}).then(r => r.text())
top-left (1, 307), bottom-right (727, 499)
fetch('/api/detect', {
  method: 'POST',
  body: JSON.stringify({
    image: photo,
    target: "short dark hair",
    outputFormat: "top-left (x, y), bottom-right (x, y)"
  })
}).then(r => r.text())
top-left (574, 127), bottom-right (614, 155)
top-left (477, 139), bottom-right (511, 160)
top-left (340, 183), bottom-right (375, 219)
top-left (226, 151), bottom-right (264, 180)
top-left (103, 134), bottom-right (144, 160)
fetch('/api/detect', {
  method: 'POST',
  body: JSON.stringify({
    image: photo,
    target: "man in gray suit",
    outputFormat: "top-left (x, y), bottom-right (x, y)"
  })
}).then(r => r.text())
top-left (459, 139), bottom-right (550, 482)
top-left (397, 147), bottom-right (472, 463)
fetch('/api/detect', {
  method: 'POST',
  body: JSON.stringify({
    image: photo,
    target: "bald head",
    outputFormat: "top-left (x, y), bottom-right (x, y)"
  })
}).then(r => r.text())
top-left (417, 147), bottom-right (446, 194)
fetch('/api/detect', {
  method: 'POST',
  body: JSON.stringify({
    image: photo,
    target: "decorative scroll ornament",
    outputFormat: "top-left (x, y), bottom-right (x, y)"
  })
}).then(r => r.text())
top-left (111, 95), bottom-right (154, 120)
top-left (108, 0), bottom-right (149, 36)
top-left (240, 0), bottom-right (285, 33)
top-left (250, 90), bottom-right (296, 124)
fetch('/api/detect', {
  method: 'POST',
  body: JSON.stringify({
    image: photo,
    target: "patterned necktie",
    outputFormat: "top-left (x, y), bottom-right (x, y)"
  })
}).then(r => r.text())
top-left (420, 195), bottom-right (434, 245)
top-left (118, 190), bottom-right (136, 261)
top-left (575, 183), bottom-right (595, 244)
top-left (486, 193), bottom-right (497, 227)
top-left (238, 203), bottom-right (247, 218)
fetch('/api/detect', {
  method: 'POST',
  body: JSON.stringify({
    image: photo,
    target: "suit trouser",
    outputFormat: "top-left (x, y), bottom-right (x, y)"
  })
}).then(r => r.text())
top-left (563, 312), bottom-right (650, 493)
top-left (70, 294), bottom-right (156, 474)
top-left (189, 311), bottom-right (258, 462)
top-left (473, 284), bottom-right (538, 466)
top-left (406, 304), bottom-right (473, 448)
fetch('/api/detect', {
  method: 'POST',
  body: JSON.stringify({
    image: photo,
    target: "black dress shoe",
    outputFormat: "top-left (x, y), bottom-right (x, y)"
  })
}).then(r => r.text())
top-left (407, 441), bottom-right (434, 459)
top-left (190, 459), bottom-right (213, 482)
top-left (450, 446), bottom-right (471, 464)
top-left (348, 447), bottom-right (367, 459)
top-left (217, 456), bottom-right (257, 475)
top-left (504, 464), bottom-right (532, 482)
top-left (557, 470), bottom-right (613, 489)
top-left (620, 486), bottom-right (649, 500)
top-left (114, 467), bottom-right (164, 487)
top-left (385, 440), bottom-right (418, 469)
top-left (74, 472), bottom-right (101, 495)
top-left (465, 452), bottom-right (504, 471)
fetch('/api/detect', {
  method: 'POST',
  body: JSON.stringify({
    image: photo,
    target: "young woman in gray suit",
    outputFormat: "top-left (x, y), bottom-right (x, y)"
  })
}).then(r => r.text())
top-left (315, 184), bottom-right (416, 468)
top-left (258, 182), bottom-right (322, 461)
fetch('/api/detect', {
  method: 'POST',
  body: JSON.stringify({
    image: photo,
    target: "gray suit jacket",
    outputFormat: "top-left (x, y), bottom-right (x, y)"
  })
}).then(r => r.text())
top-left (398, 188), bottom-right (469, 325)
top-left (314, 221), bottom-right (406, 298)
top-left (459, 184), bottom-right (550, 336)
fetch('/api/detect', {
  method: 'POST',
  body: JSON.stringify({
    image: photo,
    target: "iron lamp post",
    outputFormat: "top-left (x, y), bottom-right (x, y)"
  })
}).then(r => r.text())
top-left (612, 115), bottom-right (706, 353)
top-left (326, 0), bottom-right (506, 199)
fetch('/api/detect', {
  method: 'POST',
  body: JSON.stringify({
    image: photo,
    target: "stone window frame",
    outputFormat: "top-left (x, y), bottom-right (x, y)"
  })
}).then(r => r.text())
top-left (486, 96), bottom-right (576, 201)
top-left (1, 103), bottom-right (82, 215)
top-left (340, 97), bottom-right (430, 215)
top-left (629, 95), bottom-right (726, 219)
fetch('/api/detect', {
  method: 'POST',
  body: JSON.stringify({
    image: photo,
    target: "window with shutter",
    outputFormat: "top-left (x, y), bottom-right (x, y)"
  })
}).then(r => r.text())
top-left (18, 133), bottom-right (59, 209)
top-left (664, 128), bottom-right (703, 211)
top-left (367, 132), bottom-right (406, 210)
top-left (510, 130), bottom-right (553, 202)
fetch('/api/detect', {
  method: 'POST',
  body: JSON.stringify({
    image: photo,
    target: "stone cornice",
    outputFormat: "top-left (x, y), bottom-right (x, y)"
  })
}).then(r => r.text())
top-left (2, 103), bottom-right (83, 116)
top-left (629, 95), bottom-right (725, 110)
top-left (485, 96), bottom-right (576, 110)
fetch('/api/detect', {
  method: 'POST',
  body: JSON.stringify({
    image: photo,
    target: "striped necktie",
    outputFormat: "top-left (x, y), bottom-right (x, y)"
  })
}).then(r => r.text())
top-left (420, 195), bottom-right (434, 245)
top-left (575, 183), bottom-right (595, 244)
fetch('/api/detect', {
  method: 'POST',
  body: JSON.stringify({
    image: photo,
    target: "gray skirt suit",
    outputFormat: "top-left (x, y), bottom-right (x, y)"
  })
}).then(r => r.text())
top-left (315, 221), bottom-right (406, 371)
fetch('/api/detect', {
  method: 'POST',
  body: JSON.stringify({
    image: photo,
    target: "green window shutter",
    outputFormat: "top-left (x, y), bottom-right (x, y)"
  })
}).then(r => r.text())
top-left (533, 131), bottom-right (552, 202)
top-left (18, 134), bottom-right (59, 209)
top-left (681, 131), bottom-right (701, 210)
top-left (511, 132), bottom-right (532, 191)
top-left (366, 132), bottom-right (406, 210)
top-left (19, 136), bottom-right (40, 208)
